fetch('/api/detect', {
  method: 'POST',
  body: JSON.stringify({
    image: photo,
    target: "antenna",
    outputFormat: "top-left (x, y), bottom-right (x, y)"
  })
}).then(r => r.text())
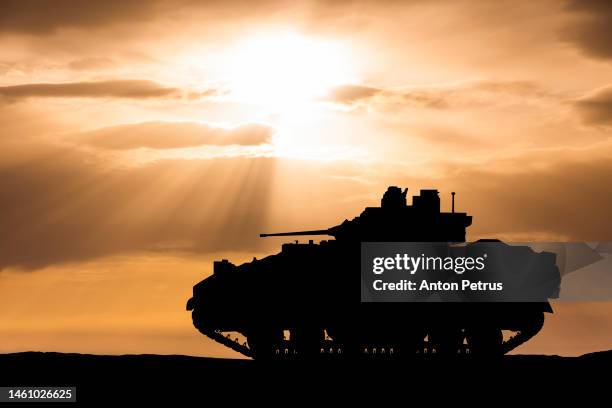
top-left (451, 192), bottom-right (456, 213)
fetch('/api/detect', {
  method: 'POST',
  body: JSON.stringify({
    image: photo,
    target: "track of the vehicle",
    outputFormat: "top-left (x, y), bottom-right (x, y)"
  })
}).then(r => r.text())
top-left (196, 323), bottom-right (543, 359)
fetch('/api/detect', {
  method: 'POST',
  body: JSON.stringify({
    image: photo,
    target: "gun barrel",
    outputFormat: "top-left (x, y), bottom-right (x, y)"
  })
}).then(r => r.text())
top-left (259, 229), bottom-right (331, 238)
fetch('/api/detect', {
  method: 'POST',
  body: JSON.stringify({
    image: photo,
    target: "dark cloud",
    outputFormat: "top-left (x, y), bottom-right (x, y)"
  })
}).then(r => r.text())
top-left (0, 0), bottom-right (288, 35)
top-left (574, 85), bottom-right (612, 126)
top-left (0, 134), bottom-right (373, 271)
top-left (2, 137), bottom-right (612, 271)
top-left (0, 142), bottom-right (277, 270)
top-left (562, 0), bottom-right (612, 60)
top-left (386, 147), bottom-right (612, 242)
top-left (0, 1), bottom-right (158, 34)
top-left (449, 156), bottom-right (612, 241)
top-left (75, 121), bottom-right (274, 150)
top-left (0, 80), bottom-right (181, 101)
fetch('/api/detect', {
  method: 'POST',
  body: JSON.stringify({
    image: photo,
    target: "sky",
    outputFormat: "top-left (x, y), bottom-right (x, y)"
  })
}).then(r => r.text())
top-left (1, 0), bottom-right (612, 357)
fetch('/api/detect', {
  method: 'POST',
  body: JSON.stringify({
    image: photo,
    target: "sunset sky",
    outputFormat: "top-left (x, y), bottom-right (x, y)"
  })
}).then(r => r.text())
top-left (1, 0), bottom-right (612, 358)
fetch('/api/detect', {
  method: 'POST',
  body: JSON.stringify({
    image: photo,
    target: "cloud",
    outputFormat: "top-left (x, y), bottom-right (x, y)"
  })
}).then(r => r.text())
top-left (75, 122), bottom-right (275, 150)
top-left (561, 0), bottom-right (612, 60)
top-left (324, 80), bottom-right (556, 110)
top-left (0, 80), bottom-right (182, 101)
top-left (0, 0), bottom-right (158, 34)
top-left (3, 135), bottom-right (612, 271)
top-left (0, 141), bottom-right (277, 270)
top-left (0, 0), bottom-right (289, 35)
top-left (323, 84), bottom-right (449, 109)
top-left (381, 142), bottom-right (612, 242)
top-left (446, 155), bottom-right (612, 241)
top-left (68, 57), bottom-right (116, 71)
top-left (325, 85), bottom-right (381, 104)
top-left (574, 85), bottom-right (612, 126)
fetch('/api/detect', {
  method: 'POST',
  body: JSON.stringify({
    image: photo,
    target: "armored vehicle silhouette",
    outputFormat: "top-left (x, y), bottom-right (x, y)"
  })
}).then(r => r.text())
top-left (187, 187), bottom-right (560, 359)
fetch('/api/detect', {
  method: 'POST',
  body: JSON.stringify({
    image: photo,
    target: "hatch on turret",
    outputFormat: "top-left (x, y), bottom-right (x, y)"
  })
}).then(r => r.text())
top-left (381, 186), bottom-right (408, 208)
top-left (412, 189), bottom-right (440, 213)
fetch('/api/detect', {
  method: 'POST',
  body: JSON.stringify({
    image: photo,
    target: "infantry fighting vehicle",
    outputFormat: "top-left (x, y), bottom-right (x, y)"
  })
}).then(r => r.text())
top-left (187, 187), bottom-right (560, 359)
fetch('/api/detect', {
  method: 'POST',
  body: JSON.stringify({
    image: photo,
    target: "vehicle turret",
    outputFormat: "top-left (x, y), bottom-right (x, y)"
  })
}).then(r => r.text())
top-left (259, 186), bottom-right (472, 242)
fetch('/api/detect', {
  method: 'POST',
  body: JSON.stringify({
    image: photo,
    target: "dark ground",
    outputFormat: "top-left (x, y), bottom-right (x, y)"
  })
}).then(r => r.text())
top-left (0, 351), bottom-right (609, 404)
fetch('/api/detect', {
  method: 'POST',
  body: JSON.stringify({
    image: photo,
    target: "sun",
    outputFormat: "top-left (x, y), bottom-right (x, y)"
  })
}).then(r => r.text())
top-left (224, 33), bottom-right (355, 112)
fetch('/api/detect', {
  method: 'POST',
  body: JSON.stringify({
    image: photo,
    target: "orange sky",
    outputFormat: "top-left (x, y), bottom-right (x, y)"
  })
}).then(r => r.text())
top-left (1, 0), bottom-right (612, 357)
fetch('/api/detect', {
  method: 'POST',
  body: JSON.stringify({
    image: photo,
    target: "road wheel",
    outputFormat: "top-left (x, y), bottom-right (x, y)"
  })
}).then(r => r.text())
top-left (466, 327), bottom-right (503, 358)
top-left (247, 328), bottom-right (283, 360)
top-left (429, 327), bottom-right (464, 357)
top-left (291, 327), bottom-right (324, 358)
